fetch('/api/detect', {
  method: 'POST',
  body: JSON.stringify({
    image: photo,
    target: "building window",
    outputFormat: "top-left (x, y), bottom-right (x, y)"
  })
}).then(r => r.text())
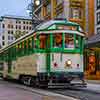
top-left (2, 41), bottom-right (5, 45)
top-left (8, 24), bottom-right (13, 29)
top-left (26, 26), bottom-right (28, 30)
top-left (26, 21), bottom-right (28, 24)
top-left (8, 31), bottom-right (10, 34)
top-left (30, 21), bottom-right (32, 24)
top-left (97, 27), bottom-right (100, 34)
top-left (2, 24), bottom-right (5, 28)
top-left (2, 36), bottom-right (5, 40)
top-left (29, 26), bottom-right (32, 30)
top-left (16, 25), bottom-right (18, 29)
top-left (23, 26), bottom-right (25, 30)
top-left (8, 36), bottom-right (10, 40)
top-left (11, 25), bottom-right (13, 28)
top-left (70, 8), bottom-right (81, 19)
top-left (11, 36), bottom-right (13, 40)
top-left (97, 12), bottom-right (100, 24)
top-left (23, 21), bottom-right (25, 24)
top-left (19, 25), bottom-right (21, 29)
top-left (11, 31), bottom-right (13, 34)
top-left (97, 0), bottom-right (100, 9)
top-left (8, 24), bottom-right (10, 28)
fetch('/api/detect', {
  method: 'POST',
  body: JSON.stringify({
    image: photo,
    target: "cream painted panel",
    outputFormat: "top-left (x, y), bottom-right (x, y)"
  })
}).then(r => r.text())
top-left (51, 53), bottom-right (83, 72)
top-left (11, 54), bottom-right (39, 77)
top-left (51, 53), bottom-right (62, 71)
top-left (37, 53), bottom-right (46, 72)
top-left (3, 62), bottom-right (8, 78)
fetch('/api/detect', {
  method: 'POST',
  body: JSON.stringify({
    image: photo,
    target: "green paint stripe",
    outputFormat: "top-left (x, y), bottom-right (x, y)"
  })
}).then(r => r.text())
top-left (46, 53), bottom-right (51, 76)
top-left (62, 32), bottom-right (65, 50)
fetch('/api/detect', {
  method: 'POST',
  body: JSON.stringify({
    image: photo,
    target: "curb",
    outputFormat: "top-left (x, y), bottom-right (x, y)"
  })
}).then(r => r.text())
top-left (86, 80), bottom-right (100, 84)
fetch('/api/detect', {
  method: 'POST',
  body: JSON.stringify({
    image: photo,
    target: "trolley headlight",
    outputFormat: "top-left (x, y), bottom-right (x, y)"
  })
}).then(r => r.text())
top-left (67, 59), bottom-right (72, 66)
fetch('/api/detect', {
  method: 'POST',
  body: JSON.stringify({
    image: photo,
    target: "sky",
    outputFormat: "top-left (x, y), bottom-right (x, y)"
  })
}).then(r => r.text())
top-left (0, 0), bottom-right (31, 16)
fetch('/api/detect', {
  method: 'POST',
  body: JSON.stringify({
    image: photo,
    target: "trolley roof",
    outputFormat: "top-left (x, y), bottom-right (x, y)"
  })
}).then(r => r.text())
top-left (36, 20), bottom-right (84, 36)
top-left (37, 20), bottom-right (82, 30)
top-left (37, 30), bottom-right (84, 36)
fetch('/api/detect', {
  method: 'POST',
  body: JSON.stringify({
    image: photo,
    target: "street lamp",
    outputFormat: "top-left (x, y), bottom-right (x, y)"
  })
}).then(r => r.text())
top-left (35, 0), bottom-right (40, 6)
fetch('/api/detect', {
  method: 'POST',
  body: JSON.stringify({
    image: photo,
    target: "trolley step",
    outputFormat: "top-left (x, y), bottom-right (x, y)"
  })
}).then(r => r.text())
top-left (48, 82), bottom-right (87, 88)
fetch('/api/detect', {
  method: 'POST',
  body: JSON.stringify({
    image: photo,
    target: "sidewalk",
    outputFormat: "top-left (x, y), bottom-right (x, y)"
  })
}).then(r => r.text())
top-left (85, 80), bottom-right (100, 94)
top-left (86, 80), bottom-right (100, 84)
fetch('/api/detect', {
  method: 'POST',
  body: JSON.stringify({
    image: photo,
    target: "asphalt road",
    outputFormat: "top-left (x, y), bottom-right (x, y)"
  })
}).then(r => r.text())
top-left (0, 79), bottom-right (43, 100)
top-left (0, 78), bottom-right (100, 100)
top-left (0, 79), bottom-right (76, 100)
top-left (51, 85), bottom-right (100, 100)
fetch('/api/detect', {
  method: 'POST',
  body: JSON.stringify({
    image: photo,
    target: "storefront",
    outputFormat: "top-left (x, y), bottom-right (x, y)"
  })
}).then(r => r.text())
top-left (84, 34), bottom-right (100, 80)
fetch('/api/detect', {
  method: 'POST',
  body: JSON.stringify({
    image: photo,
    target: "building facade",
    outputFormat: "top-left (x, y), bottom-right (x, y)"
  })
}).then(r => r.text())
top-left (84, 0), bottom-right (100, 80)
top-left (33, 0), bottom-right (94, 37)
top-left (0, 15), bottom-right (32, 47)
top-left (95, 0), bottom-right (100, 34)
top-left (86, 0), bottom-right (95, 37)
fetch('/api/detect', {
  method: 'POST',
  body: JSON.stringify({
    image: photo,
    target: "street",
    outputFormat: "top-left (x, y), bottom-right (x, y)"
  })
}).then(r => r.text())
top-left (0, 79), bottom-right (100, 100)
top-left (0, 0), bottom-right (99, 100)
top-left (0, 79), bottom-right (76, 100)
top-left (0, 79), bottom-right (43, 100)
top-left (51, 83), bottom-right (100, 100)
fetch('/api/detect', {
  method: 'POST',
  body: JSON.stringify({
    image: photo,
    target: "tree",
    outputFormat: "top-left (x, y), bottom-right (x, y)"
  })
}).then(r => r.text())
top-left (14, 30), bottom-right (26, 39)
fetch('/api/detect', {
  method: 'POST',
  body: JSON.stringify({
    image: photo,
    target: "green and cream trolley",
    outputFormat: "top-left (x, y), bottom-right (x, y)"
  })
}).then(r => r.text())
top-left (0, 19), bottom-right (86, 87)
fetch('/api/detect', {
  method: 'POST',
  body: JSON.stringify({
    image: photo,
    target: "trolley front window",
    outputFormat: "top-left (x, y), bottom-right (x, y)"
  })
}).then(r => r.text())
top-left (65, 34), bottom-right (74, 49)
top-left (53, 33), bottom-right (62, 48)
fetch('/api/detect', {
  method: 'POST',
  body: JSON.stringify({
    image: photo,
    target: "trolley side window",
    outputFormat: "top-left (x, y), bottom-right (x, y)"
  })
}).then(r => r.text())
top-left (33, 35), bottom-right (38, 48)
top-left (75, 35), bottom-right (83, 50)
top-left (16, 43), bottom-right (21, 56)
top-left (65, 34), bottom-right (74, 48)
top-left (39, 34), bottom-right (46, 49)
top-left (39, 34), bottom-right (50, 49)
top-left (28, 37), bottom-right (32, 53)
top-left (53, 33), bottom-right (62, 48)
top-left (75, 35), bottom-right (80, 48)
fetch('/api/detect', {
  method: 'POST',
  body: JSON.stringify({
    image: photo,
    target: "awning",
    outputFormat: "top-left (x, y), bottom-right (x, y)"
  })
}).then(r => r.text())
top-left (86, 33), bottom-right (100, 48)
